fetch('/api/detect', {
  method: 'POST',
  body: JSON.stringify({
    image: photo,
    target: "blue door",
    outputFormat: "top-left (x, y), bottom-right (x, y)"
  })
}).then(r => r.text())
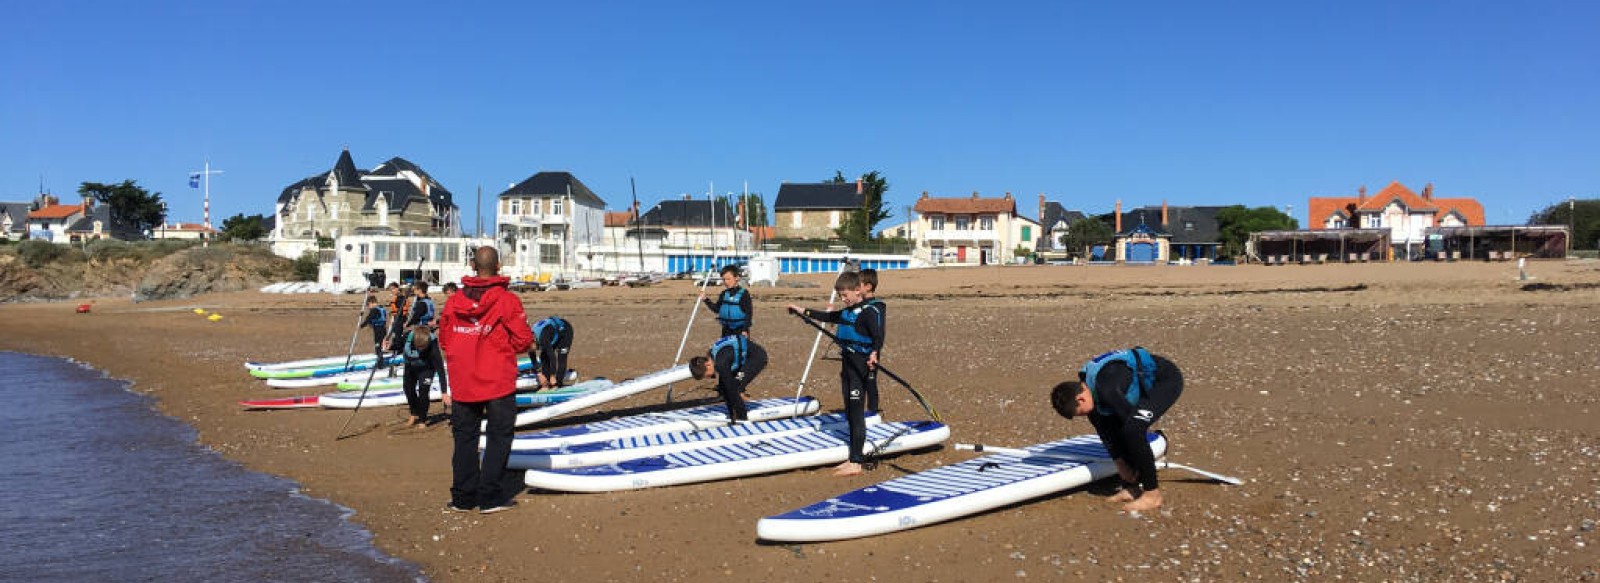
top-left (1126, 242), bottom-right (1157, 263)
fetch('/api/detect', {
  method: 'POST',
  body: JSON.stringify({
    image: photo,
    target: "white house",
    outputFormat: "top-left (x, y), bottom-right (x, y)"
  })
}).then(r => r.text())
top-left (495, 172), bottom-right (607, 278)
top-left (911, 191), bottom-right (1039, 265)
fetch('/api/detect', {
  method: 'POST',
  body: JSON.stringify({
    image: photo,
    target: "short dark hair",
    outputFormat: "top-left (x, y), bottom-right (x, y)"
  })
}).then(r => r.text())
top-left (720, 265), bottom-right (741, 277)
top-left (1050, 381), bottom-right (1085, 419)
top-left (834, 271), bottom-right (861, 291)
top-left (859, 269), bottom-right (878, 291)
top-left (442, 282), bottom-right (458, 293)
top-left (413, 281), bottom-right (429, 294)
top-left (688, 356), bottom-right (711, 380)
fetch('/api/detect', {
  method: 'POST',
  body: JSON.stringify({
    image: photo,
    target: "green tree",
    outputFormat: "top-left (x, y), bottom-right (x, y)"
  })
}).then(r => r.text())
top-left (219, 213), bottom-right (269, 242)
top-left (292, 250), bottom-right (319, 281)
top-left (1059, 216), bottom-right (1116, 255)
top-left (1216, 205), bottom-right (1299, 257)
top-left (715, 193), bottom-right (769, 227)
top-left (77, 180), bottom-right (165, 237)
top-left (828, 170), bottom-right (890, 243)
top-left (1528, 198), bottom-right (1600, 251)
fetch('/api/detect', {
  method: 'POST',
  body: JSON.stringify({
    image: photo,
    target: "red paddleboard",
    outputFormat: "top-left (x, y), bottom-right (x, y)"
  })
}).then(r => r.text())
top-left (240, 395), bottom-right (322, 409)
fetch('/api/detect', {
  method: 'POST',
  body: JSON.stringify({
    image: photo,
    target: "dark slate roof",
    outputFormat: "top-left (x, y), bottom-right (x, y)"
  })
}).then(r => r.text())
top-left (65, 205), bottom-right (142, 240)
top-left (1036, 202), bottom-right (1086, 247)
top-left (371, 156), bottom-right (455, 207)
top-left (1115, 206), bottom-right (1225, 243)
top-left (638, 199), bottom-right (738, 228)
top-left (362, 177), bottom-right (425, 213)
top-left (498, 172), bottom-right (606, 208)
top-left (330, 149), bottom-right (364, 190)
top-left (1, 201), bottom-right (32, 233)
top-left (773, 182), bottom-right (862, 210)
top-left (278, 175), bottom-right (320, 204)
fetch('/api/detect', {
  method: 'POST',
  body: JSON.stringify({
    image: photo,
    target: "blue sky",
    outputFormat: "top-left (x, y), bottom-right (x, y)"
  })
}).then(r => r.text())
top-left (3, 0), bottom-right (1595, 231)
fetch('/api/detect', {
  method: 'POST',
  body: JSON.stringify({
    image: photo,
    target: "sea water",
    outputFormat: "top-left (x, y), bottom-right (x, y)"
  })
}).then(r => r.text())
top-left (0, 352), bottom-right (423, 582)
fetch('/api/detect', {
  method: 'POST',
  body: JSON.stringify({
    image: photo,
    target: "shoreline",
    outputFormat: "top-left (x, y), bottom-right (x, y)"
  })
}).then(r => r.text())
top-left (5, 262), bottom-right (1597, 581)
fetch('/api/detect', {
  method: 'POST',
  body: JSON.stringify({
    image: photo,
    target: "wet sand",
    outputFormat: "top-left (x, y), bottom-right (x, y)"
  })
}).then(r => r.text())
top-left (4, 260), bottom-right (1598, 582)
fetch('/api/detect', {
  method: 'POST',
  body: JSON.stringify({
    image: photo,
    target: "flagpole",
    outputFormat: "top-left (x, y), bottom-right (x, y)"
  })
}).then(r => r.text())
top-left (190, 160), bottom-right (223, 247)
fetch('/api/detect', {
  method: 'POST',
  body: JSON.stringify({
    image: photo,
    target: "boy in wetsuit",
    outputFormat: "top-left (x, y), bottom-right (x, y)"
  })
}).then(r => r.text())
top-left (787, 270), bottom-right (885, 477)
top-left (857, 269), bottom-right (883, 414)
top-left (358, 295), bottom-right (387, 359)
top-left (700, 265), bottom-right (752, 337)
top-left (529, 316), bottom-right (573, 389)
top-left (1051, 347), bottom-right (1184, 512)
top-left (400, 325), bottom-right (449, 427)
top-left (406, 281), bottom-right (436, 329)
top-left (689, 335), bottom-right (769, 422)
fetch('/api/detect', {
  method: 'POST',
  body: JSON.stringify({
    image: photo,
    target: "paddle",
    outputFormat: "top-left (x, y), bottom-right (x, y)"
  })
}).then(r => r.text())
top-left (341, 291), bottom-right (373, 373)
top-left (953, 443), bottom-right (1244, 485)
top-left (787, 309), bottom-right (942, 423)
top-left (335, 340), bottom-right (388, 440)
top-left (665, 218), bottom-right (721, 403)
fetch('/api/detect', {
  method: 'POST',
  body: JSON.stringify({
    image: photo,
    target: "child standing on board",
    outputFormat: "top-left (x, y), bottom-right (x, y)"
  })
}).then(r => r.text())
top-left (787, 270), bottom-right (886, 477)
top-left (358, 295), bottom-right (387, 360)
top-left (857, 269), bottom-right (883, 414)
top-left (700, 265), bottom-right (753, 338)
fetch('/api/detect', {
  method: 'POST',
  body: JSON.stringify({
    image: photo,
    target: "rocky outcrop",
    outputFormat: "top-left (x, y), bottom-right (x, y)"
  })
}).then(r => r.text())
top-left (133, 247), bottom-right (294, 301)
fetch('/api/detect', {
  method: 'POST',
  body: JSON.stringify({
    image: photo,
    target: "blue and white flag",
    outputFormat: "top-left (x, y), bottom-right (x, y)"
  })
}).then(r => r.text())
top-left (189, 173), bottom-right (201, 188)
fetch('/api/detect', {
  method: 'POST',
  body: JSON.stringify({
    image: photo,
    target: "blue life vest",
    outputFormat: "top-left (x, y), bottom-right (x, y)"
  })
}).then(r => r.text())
top-left (834, 299), bottom-right (883, 354)
top-left (716, 287), bottom-right (750, 331)
top-left (1079, 347), bottom-right (1156, 416)
top-left (533, 317), bottom-right (567, 346)
top-left (711, 335), bottom-right (748, 372)
top-left (368, 306), bottom-right (387, 329)
top-left (411, 297), bottom-right (435, 326)
top-left (402, 332), bottom-right (427, 367)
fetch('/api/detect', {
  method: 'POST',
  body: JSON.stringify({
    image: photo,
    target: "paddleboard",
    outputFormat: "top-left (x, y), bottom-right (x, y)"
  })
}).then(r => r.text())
top-left (317, 387), bottom-right (440, 409)
top-left (522, 420), bottom-right (950, 493)
top-left (755, 432), bottom-right (1167, 542)
top-left (248, 355), bottom-right (403, 379)
top-left (245, 353), bottom-right (378, 372)
top-left (508, 397), bottom-right (821, 451)
top-left (508, 413), bottom-right (876, 470)
top-left (516, 379), bottom-right (615, 406)
top-left (268, 369), bottom-right (393, 389)
top-left (332, 362), bottom-right (554, 392)
top-left (514, 365), bottom-right (693, 427)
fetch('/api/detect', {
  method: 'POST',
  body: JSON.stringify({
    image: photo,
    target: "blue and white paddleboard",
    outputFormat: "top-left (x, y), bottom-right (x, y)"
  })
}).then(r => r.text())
top-left (508, 397), bottom-right (821, 451)
top-left (248, 356), bottom-right (404, 379)
top-left (508, 413), bottom-right (877, 470)
top-left (246, 353), bottom-right (377, 372)
top-left (756, 432), bottom-right (1167, 542)
top-left (514, 365), bottom-right (694, 427)
top-left (317, 387), bottom-right (440, 409)
top-left (515, 379), bottom-right (615, 407)
top-left (522, 420), bottom-right (950, 493)
top-left (332, 365), bottom-right (562, 392)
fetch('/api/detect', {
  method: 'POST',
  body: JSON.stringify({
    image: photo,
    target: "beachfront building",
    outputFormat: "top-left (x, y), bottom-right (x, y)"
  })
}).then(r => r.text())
top-left (1035, 194), bottom-right (1087, 259)
top-left (912, 191), bottom-right (1038, 265)
top-left (150, 222), bottom-right (219, 241)
top-left (494, 171), bottom-right (606, 279)
top-left (1307, 181), bottom-right (1485, 260)
top-left (772, 180), bottom-right (865, 240)
top-left (1111, 202), bottom-right (1226, 263)
top-left (270, 149), bottom-right (460, 259)
top-left (1, 200), bottom-right (34, 240)
top-left (317, 234), bottom-right (494, 292)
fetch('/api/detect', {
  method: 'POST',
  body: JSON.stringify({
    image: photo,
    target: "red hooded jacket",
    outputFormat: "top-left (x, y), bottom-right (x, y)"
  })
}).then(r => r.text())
top-left (437, 276), bottom-right (533, 403)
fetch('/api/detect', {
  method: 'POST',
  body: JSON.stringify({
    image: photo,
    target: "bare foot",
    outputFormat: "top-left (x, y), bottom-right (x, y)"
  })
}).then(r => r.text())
top-left (1122, 489), bottom-right (1164, 513)
top-left (1108, 488), bottom-right (1136, 504)
top-left (406, 415), bottom-right (420, 427)
top-left (831, 462), bottom-right (863, 477)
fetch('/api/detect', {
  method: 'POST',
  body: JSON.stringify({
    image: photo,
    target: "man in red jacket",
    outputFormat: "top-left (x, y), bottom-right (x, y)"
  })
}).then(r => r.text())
top-left (438, 246), bottom-right (533, 514)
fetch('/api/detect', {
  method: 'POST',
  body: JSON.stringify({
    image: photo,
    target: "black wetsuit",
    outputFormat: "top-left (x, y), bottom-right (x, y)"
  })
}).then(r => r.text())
top-left (805, 299), bottom-right (885, 464)
top-left (531, 318), bottom-right (573, 388)
top-left (711, 337), bottom-right (768, 422)
top-left (359, 306), bottom-right (387, 358)
top-left (1086, 354), bottom-right (1183, 491)
top-left (401, 332), bottom-right (449, 420)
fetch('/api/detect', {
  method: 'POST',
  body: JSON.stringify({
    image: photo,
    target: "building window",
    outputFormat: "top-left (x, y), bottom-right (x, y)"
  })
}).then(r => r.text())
top-left (553, 198), bottom-right (563, 216)
top-left (1184, 221), bottom-right (1194, 231)
top-left (359, 244), bottom-right (370, 263)
top-left (509, 198), bottom-right (521, 216)
top-left (791, 211), bottom-right (802, 227)
top-left (1021, 226), bottom-right (1031, 240)
top-left (528, 198), bottom-right (539, 215)
top-left (955, 215), bottom-right (970, 230)
top-left (540, 243), bottom-right (561, 264)
top-left (979, 216), bottom-right (994, 231)
top-left (930, 215), bottom-right (945, 230)
top-left (829, 210), bottom-right (840, 227)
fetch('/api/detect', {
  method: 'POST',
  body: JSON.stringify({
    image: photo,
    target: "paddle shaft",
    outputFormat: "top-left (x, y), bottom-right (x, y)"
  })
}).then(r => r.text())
top-left (954, 443), bottom-right (1244, 485)
top-left (342, 290), bottom-right (371, 372)
top-left (793, 263), bottom-right (853, 414)
top-left (666, 211), bottom-right (721, 401)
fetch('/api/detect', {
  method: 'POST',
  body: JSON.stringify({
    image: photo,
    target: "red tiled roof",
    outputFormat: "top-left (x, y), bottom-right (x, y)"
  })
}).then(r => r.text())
top-left (28, 203), bottom-right (88, 220)
top-left (914, 193), bottom-right (1016, 215)
top-left (1308, 182), bottom-right (1485, 229)
top-left (604, 210), bottom-right (635, 228)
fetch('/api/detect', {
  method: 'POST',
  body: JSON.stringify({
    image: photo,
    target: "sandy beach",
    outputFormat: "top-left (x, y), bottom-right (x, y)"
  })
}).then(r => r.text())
top-left (4, 261), bottom-right (1597, 582)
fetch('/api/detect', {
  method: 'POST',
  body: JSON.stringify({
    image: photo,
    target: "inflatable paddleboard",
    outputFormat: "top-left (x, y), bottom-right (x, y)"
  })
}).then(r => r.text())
top-left (333, 362), bottom-right (555, 392)
top-left (268, 369), bottom-right (392, 389)
top-left (245, 353), bottom-right (378, 372)
top-left (238, 395), bottom-right (323, 409)
top-left (508, 397), bottom-right (821, 451)
top-left (756, 433), bottom-right (1167, 542)
top-left (514, 365), bottom-right (693, 427)
top-left (522, 420), bottom-right (950, 493)
top-left (508, 413), bottom-right (876, 470)
top-left (248, 356), bottom-right (403, 379)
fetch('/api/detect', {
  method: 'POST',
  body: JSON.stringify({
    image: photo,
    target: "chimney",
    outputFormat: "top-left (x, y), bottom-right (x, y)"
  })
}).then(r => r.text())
top-left (682, 193), bottom-right (691, 201)
top-left (1038, 193), bottom-right (1046, 223)
top-left (1422, 183), bottom-right (1433, 200)
top-left (856, 178), bottom-right (863, 195)
top-left (1161, 199), bottom-right (1169, 229)
top-left (1115, 199), bottom-right (1123, 233)
top-left (972, 191), bottom-right (979, 199)
top-left (1358, 185), bottom-right (1367, 204)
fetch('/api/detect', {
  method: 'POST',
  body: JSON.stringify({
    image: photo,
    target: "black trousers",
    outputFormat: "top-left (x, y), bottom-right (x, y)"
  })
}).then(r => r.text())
top-left (839, 352), bottom-right (874, 464)
top-left (449, 393), bottom-right (520, 509)
top-left (538, 329), bottom-right (574, 386)
top-left (717, 345), bottom-right (767, 421)
top-left (1092, 367), bottom-right (1184, 491)
top-left (402, 364), bottom-right (434, 419)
